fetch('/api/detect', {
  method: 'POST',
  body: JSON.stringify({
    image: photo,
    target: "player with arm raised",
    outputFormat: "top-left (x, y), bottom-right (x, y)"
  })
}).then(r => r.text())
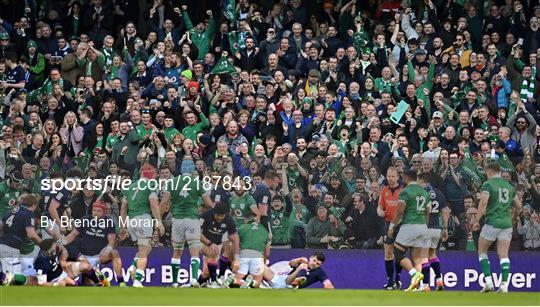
top-left (387, 169), bottom-right (430, 292)
top-left (263, 252), bottom-right (334, 289)
top-left (198, 202), bottom-right (240, 287)
top-left (416, 173), bottom-right (450, 291)
top-left (473, 162), bottom-right (522, 293)
top-left (121, 164), bottom-right (165, 288)
top-left (0, 194), bottom-right (42, 286)
top-left (63, 200), bottom-right (125, 287)
top-left (159, 170), bottom-right (212, 287)
top-left (378, 167), bottom-right (404, 290)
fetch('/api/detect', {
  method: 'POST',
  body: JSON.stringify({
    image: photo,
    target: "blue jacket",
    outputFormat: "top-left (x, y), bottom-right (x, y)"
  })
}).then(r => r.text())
top-left (493, 78), bottom-right (512, 109)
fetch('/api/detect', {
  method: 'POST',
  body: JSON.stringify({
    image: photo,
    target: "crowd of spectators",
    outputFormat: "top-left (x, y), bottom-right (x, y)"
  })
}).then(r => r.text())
top-left (0, 0), bottom-right (539, 251)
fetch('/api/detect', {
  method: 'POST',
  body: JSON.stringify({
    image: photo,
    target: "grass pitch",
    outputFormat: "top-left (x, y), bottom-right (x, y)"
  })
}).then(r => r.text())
top-left (0, 287), bottom-right (538, 306)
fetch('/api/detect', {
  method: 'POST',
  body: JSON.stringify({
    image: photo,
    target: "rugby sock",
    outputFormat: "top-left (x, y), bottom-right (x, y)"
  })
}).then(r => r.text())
top-left (131, 258), bottom-right (139, 268)
top-left (208, 262), bottom-right (218, 282)
top-left (117, 275), bottom-right (125, 283)
top-left (479, 254), bottom-right (493, 287)
top-left (218, 256), bottom-right (230, 277)
top-left (86, 269), bottom-right (101, 283)
top-left (429, 257), bottom-right (442, 280)
top-left (385, 260), bottom-right (394, 283)
top-left (500, 258), bottom-right (510, 283)
top-left (190, 257), bottom-right (200, 281)
top-left (135, 269), bottom-right (145, 282)
top-left (13, 274), bottom-right (27, 285)
top-left (394, 259), bottom-right (402, 282)
top-left (421, 262), bottom-right (430, 287)
top-left (171, 258), bottom-right (181, 284)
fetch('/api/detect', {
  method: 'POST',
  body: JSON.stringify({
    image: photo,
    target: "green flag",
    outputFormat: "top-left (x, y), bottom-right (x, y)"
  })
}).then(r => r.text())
top-left (461, 148), bottom-right (485, 183)
top-left (498, 152), bottom-right (515, 173)
top-left (211, 56), bottom-right (237, 75)
top-left (224, 0), bottom-right (236, 23)
top-left (74, 148), bottom-right (92, 171)
top-left (227, 31), bottom-right (238, 55)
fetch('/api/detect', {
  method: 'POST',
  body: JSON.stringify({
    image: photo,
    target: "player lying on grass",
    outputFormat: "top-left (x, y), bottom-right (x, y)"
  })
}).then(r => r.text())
top-left (62, 200), bottom-right (124, 287)
top-left (262, 252), bottom-right (334, 289)
top-left (198, 202), bottom-right (240, 287)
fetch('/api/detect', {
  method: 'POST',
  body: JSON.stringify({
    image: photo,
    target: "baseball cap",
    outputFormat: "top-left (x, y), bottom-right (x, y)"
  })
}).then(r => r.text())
top-left (0, 32), bottom-right (9, 40)
top-left (414, 49), bottom-right (426, 56)
top-left (433, 111), bottom-right (444, 118)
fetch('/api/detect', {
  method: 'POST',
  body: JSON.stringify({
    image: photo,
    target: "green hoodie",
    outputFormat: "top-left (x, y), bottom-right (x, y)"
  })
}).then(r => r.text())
top-left (26, 40), bottom-right (45, 81)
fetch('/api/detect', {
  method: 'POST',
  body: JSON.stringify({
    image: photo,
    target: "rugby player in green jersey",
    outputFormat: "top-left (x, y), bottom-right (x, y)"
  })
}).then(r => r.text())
top-left (120, 164), bottom-right (165, 288)
top-left (472, 163), bottom-right (522, 293)
top-left (159, 171), bottom-right (212, 287)
top-left (387, 170), bottom-right (430, 292)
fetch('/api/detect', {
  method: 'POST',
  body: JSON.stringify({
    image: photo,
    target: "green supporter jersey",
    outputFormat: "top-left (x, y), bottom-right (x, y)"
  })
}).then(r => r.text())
top-left (168, 175), bottom-right (206, 219)
top-left (0, 182), bottom-right (21, 218)
top-left (123, 179), bottom-right (157, 217)
top-left (136, 124), bottom-right (154, 139)
top-left (238, 222), bottom-right (269, 253)
top-left (228, 193), bottom-right (257, 227)
top-left (481, 177), bottom-right (516, 229)
top-left (270, 208), bottom-right (290, 245)
top-left (286, 168), bottom-right (303, 191)
top-left (399, 183), bottom-right (430, 225)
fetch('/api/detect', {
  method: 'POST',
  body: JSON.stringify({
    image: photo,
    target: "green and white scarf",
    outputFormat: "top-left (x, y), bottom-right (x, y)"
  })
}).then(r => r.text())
top-left (520, 78), bottom-right (534, 102)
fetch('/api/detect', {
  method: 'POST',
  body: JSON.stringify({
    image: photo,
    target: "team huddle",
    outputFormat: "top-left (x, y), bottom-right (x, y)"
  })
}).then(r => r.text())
top-left (0, 162), bottom-right (520, 292)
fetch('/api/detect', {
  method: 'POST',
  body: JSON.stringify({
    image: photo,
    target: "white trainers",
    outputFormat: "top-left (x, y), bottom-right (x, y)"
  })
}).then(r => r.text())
top-left (496, 283), bottom-right (509, 293)
top-left (190, 280), bottom-right (201, 288)
top-left (133, 280), bottom-right (144, 288)
top-left (208, 281), bottom-right (221, 288)
top-left (480, 284), bottom-right (494, 293)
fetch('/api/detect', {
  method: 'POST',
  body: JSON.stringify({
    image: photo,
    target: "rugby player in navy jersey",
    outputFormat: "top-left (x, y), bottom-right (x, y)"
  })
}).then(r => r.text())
top-left (0, 194), bottom-right (42, 285)
top-left (41, 172), bottom-right (70, 240)
top-left (417, 173), bottom-right (450, 291)
top-left (198, 202), bottom-right (239, 287)
top-left (251, 171), bottom-right (279, 232)
top-left (33, 238), bottom-right (93, 286)
top-left (262, 252), bottom-right (334, 289)
top-left (208, 171), bottom-right (232, 281)
top-left (63, 200), bottom-right (125, 287)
